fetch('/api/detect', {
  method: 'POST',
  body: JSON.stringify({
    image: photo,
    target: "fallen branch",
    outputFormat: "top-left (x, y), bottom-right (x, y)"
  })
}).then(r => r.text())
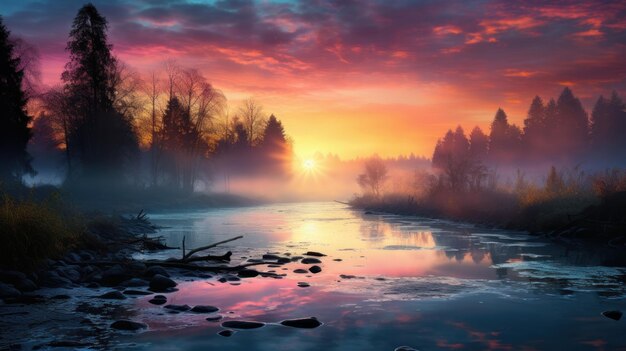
top-left (182, 235), bottom-right (243, 261)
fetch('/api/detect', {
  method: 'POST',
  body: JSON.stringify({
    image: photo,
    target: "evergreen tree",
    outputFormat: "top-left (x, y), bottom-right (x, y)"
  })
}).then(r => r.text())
top-left (468, 126), bottom-right (488, 161)
top-left (522, 96), bottom-right (546, 156)
top-left (591, 92), bottom-right (626, 163)
top-left (555, 87), bottom-right (589, 159)
top-left (0, 17), bottom-right (33, 182)
top-left (259, 114), bottom-right (292, 176)
top-left (61, 3), bottom-right (137, 179)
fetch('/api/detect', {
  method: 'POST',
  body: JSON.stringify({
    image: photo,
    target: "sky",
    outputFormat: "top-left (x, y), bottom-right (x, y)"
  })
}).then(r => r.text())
top-left (2, 0), bottom-right (626, 159)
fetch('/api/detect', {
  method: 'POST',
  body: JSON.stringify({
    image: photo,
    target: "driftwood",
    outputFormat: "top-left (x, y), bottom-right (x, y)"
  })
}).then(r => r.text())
top-left (182, 235), bottom-right (243, 261)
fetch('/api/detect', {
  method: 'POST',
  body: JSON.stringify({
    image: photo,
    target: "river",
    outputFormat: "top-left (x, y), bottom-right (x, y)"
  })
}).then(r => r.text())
top-left (108, 201), bottom-right (626, 350)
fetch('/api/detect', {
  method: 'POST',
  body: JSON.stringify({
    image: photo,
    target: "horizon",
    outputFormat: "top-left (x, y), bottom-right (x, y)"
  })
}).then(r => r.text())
top-left (2, 0), bottom-right (625, 159)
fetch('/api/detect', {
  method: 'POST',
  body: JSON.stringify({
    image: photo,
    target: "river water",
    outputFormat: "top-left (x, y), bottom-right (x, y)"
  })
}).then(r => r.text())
top-left (118, 202), bottom-right (626, 351)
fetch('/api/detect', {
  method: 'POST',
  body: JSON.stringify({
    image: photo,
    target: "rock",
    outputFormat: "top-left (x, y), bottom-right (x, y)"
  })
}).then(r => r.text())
top-left (206, 315), bottom-right (223, 322)
top-left (301, 258), bottom-right (322, 264)
top-left (110, 320), bottom-right (147, 331)
top-left (39, 271), bottom-right (71, 288)
top-left (290, 256), bottom-right (303, 261)
top-left (14, 278), bottom-right (37, 292)
top-left (304, 251), bottom-right (326, 257)
top-left (262, 254), bottom-right (281, 260)
top-left (221, 321), bottom-right (265, 329)
top-left (218, 329), bottom-right (234, 337)
top-left (340, 274), bottom-right (357, 279)
top-left (277, 257), bottom-right (291, 264)
top-left (101, 265), bottom-right (130, 286)
top-left (333, 259), bottom-right (343, 262)
top-left (308, 265), bottom-right (322, 274)
top-left (127, 261), bottom-right (147, 272)
top-left (99, 291), bottom-right (126, 300)
top-left (0, 270), bottom-right (27, 283)
top-left (149, 274), bottom-right (177, 292)
top-left (237, 269), bottom-right (259, 278)
top-left (123, 290), bottom-right (152, 296)
top-left (148, 295), bottom-right (167, 305)
top-left (123, 278), bottom-right (148, 287)
top-left (297, 282), bottom-right (310, 288)
top-left (55, 266), bottom-right (81, 282)
top-left (86, 282), bottom-right (100, 289)
top-left (0, 283), bottom-right (21, 298)
top-left (293, 269), bottom-right (308, 274)
top-left (280, 317), bottom-right (322, 329)
top-left (164, 304), bottom-right (191, 312)
top-left (144, 266), bottom-right (169, 278)
top-left (394, 347), bottom-right (418, 351)
top-left (602, 310), bottom-right (623, 321)
top-left (191, 305), bottom-right (219, 313)
top-left (64, 252), bottom-right (82, 263)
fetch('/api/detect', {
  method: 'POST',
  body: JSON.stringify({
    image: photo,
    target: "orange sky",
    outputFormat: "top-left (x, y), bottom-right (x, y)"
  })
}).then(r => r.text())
top-left (3, 0), bottom-right (626, 159)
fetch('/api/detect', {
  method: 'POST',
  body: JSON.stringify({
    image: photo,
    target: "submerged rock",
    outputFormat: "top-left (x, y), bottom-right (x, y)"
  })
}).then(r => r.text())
top-left (304, 251), bottom-right (326, 257)
top-left (394, 347), bottom-right (418, 351)
top-left (262, 254), bottom-right (281, 260)
top-left (280, 317), bottom-right (322, 329)
top-left (277, 257), bottom-right (291, 264)
top-left (293, 269), bottom-right (308, 274)
top-left (111, 320), bottom-right (147, 331)
top-left (218, 329), bottom-right (234, 337)
top-left (301, 258), bottom-right (322, 264)
top-left (144, 266), bottom-right (169, 278)
top-left (309, 265), bottom-right (322, 274)
top-left (98, 291), bottom-right (126, 300)
top-left (206, 315), bottom-right (223, 322)
top-left (221, 320), bottom-right (266, 329)
top-left (149, 274), bottom-right (177, 291)
top-left (190, 305), bottom-right (219, 313)
top-left (297, 282), bottom-right (310, 288)
top-left (602, 310), bottom-right (623, 321)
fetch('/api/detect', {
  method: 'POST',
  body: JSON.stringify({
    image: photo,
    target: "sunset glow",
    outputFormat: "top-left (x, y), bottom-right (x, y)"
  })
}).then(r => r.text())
top-left (2, 0), bottom-right (625, 159)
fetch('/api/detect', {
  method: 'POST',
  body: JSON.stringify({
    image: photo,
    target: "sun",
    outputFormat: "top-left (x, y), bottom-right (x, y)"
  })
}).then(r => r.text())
top-left (303, 159), bottom-right (316, 171)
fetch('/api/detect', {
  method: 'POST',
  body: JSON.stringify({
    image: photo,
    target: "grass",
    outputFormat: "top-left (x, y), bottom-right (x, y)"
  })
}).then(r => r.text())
top-left (0, 194), bottom-right (85, 270)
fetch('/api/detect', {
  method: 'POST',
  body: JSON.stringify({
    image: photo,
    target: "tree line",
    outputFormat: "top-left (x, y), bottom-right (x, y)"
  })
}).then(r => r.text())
top-left (432, 87), bottom-right (626, 192)
top-left (0, 4), bottom-right (293, 193)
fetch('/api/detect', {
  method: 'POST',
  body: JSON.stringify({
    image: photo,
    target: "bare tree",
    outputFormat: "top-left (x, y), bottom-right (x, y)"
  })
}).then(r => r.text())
top-left (237, 98), bottom-right (266, 146)
top-left (357, 156), bottom-right (388, 197)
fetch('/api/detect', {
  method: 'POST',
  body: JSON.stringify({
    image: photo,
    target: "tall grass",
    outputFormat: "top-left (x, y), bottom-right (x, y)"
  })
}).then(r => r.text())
top-left (0, 194), bottom-right (84, 270)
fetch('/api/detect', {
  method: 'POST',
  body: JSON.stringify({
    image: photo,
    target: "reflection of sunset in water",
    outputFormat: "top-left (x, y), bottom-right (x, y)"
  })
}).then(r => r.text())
top-left (127, 202), bottom-right (626, 351)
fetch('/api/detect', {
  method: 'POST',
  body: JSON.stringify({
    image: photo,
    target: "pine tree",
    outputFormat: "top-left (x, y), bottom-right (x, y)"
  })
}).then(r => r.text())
top-left (0, 17), bottom-right (33, 182)
top-left (555, 87), bottom-right (589, 159)
top-left (523, 96), bottom-right (546, 156)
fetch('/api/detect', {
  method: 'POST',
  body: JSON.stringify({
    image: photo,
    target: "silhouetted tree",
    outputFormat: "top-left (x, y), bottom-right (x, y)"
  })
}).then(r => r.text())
top-left (61, 3), bottom-right (138, 180)
top-left (468, 126), bottom-right (489, 190)
top-left (238, 98), bottom-right (266, 146)
top-left (554, 87), bottom-right (589, 159)
top-left (591, 92), bottom-right (626, 163)
top-left (488, 108), bottom-right (521, 164)
top-left (0, 17), bottom-right (33, 182)
top-left (432, 126), bottom-right (474, 191)
top-left (523, 96), bottom-right (546, 157)
top-left (259, 114), bottom-right (292, 176)
top-left (358, 156), bottom-right (388, 197)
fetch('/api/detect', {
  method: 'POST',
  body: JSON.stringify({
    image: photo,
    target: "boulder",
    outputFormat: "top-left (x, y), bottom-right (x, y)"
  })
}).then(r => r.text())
top-left (218, 329), bottom-right (234, 337)
top-left (304, 251), bottom-right (326, 257)
top-left (237, 269), bottom-right (259, 278)
top-left (293, 269), bottom-right (308, 274)
top-left (602, 310), bottom-right (623, 321)
top-left (39, 271), bottom-right (71, 288)
top-left (148, 295), bottom-right (167, 305)
top-left (144, 265), bottom-right (169, 278)
top-left (164, 304), bottom-right (191, 312)
top-left (101, 265), bottom-right (130, 286)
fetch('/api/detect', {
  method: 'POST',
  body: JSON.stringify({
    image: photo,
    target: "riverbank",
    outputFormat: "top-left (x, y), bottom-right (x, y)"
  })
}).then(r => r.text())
top-left (349, 190), bottom-right (626, 246)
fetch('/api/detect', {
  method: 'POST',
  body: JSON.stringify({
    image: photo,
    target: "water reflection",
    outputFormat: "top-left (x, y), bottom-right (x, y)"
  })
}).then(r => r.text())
top-left (121, 202), bottom-right (626, 350)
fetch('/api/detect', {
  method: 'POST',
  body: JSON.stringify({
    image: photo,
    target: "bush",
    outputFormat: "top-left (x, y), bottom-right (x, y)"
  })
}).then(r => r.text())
top-left (0, 195), bottom-right (84, 270)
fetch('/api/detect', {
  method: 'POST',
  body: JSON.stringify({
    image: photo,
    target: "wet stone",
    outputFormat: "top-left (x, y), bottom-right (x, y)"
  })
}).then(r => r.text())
top-left (293, 269), bottom-right (308, 274)
top-left (277, 257), bottom-right (291, 264)
top-left (237, 269), bottom-right (259, 278)
top-left (221, 320), bottom-right (266, 329)
top-left (304, 251), bottom-right (326, 257)
top-left (218, 329), bottom-right (234, 337)
top-left (280, 317), bottom-right (322, 329)
top-left (301, 258), bottom-right (321, 264)
top-left (148, 295), bottom-right (167, 305)
top-left (149, 274), bottom-right (177, 292)
top-left (262, 254), bottom-right (281, 260)
top-left (111, 320), bottom-right (147, 331)
top-left (309, 265), bottom-right (322, 274)
top-left (206, 315), bottom-right (223, 322)
top-left (191, 305), bottom-right (219, 313)
top-left (144, 266), bottom-right (169, 278)
top-left (297, 282), bottom-right (310, 288)
top-left (123, 290), bottom-right (152, 296)
top-left (602, 310), bottom-right (623, 321)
